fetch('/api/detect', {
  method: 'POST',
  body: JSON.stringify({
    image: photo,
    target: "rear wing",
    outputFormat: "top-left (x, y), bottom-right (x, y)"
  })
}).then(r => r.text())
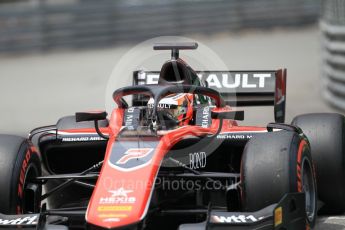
top-left (132, 69), bottom-right (286, 123)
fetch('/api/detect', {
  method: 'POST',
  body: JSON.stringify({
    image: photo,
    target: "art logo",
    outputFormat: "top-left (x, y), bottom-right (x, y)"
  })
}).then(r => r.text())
top-left (116, 148), bottom-right (153, 165)
top-left (109, 144), bottom-right (156, 171)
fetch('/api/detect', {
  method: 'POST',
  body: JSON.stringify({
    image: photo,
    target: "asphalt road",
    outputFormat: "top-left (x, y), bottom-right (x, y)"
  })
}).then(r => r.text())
top-left (0, 26), bottom-right (344, 228)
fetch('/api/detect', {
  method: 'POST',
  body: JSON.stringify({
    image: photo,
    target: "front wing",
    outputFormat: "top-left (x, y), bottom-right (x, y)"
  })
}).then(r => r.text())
top-left (0, 193), bottom-right (306, 229)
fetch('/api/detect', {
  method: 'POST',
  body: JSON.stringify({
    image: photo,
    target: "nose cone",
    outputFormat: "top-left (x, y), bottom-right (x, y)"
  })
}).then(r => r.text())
top-left (86, 140), bottom-right (161, 229)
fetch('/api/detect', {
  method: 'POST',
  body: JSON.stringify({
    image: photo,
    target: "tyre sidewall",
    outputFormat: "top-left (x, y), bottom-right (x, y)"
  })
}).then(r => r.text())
top-left (15, 142), bottom-right (41, 214)
top-left (241, 131), bottom-right (317, 227)
top-left (0, 138), bottom-right (42, 214)
top-left (297, 139), bottom-right (317, 227)
top-left (292, 113), bottom-right (345, 213)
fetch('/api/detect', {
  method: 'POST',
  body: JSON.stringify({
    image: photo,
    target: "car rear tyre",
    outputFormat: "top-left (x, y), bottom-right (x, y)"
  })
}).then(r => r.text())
top-left (241, 131), bottom-right (317, 228)
top-left (292, 113), bottom-right (345, 214)
top-left (0, 135), bottom-right (41, 214)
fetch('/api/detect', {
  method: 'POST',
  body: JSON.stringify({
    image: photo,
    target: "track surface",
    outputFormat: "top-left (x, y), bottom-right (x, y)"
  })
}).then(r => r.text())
top-left (0, 26), bottom-right (344, 228)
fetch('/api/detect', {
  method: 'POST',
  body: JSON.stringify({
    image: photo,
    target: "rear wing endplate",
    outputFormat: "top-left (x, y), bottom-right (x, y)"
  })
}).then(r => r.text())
top-left (133, 69), bottom-right (286, 123)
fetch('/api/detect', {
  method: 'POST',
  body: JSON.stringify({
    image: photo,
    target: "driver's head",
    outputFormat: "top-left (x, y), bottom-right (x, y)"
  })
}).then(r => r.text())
top-left (147, 93), bottom-right (193, 129)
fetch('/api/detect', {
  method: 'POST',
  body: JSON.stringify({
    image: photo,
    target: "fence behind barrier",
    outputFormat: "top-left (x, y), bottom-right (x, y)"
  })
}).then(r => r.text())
top-left (321, 0), bottom-right (345, 110)
top-left (0, 0), bottom-right (319, 53)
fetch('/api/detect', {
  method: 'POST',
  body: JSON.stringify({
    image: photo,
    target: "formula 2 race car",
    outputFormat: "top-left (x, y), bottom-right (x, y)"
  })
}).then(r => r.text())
top-left (0, 42), bottom-right (344, 230)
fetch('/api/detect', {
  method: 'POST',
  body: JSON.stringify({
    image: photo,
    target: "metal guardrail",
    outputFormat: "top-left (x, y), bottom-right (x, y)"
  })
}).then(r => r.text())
top-left (321, 0), bottom-right (345, 110)
top-left (0, 0), bottom-right (319, 53)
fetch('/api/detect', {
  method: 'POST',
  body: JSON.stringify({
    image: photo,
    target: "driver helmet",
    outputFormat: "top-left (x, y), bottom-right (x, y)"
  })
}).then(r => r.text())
top-left (147, 93), bottom-right (194, 128)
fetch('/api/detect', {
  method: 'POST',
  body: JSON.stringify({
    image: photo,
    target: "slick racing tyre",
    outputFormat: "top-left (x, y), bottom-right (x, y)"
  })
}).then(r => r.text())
top-left (292, 113), bottom-right (345, 214)
top-left (241, 131), bottom-right (317, 228)
top-left (0, 135), bottom-right (41, 214)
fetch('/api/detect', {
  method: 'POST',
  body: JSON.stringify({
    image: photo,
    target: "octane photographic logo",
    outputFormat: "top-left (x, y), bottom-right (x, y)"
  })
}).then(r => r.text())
top-left (105, 36), bottom-right (234, 169)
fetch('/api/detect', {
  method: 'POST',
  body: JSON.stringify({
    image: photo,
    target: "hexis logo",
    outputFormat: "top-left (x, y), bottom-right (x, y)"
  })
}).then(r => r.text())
top-left (99, 187), bottom-right (136, 205)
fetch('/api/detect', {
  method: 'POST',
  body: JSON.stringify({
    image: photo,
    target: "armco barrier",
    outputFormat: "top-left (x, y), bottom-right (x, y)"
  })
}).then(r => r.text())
top-left (0, 0), bottom-right (319, 53)
top-left (321, 0), bottom-right (345, 110)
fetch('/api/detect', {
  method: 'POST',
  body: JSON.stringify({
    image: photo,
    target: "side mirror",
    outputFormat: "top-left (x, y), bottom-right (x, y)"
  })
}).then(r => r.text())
top-left (209, 110), bottom-right (244, 138)
top-left (267, 123), bottom-right (302, 134)
top-left (75, 111), bottom-right (107, 122)
top-left (75, 111), bottom-right (109, 140)
top-left (211, 110), bottom-right (244, 121)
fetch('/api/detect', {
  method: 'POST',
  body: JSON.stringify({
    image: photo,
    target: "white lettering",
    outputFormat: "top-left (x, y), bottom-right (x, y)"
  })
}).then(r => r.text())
top-left (127, 107), bottom-right (135, 113)
top-left (0, 216), bottom-right (37, 225)
top-left (206, 74), bottom-right (222, 88)
top-left (125, 115), bottom-right (133, 126)
top-left (146, 74), bottom-right (159, 84)
top-left (242, 74), bottom-right (256, 88)
top-left (201, 107), bottom-right (210, 128)
top-left (222, 74), bottom-right (241, 88)
top-left (253, 73), bottom-right (271, 88)
top-left (189, 152), bottom-right (207, 169)
top-left (213, 215), bottom-right (258, 223)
